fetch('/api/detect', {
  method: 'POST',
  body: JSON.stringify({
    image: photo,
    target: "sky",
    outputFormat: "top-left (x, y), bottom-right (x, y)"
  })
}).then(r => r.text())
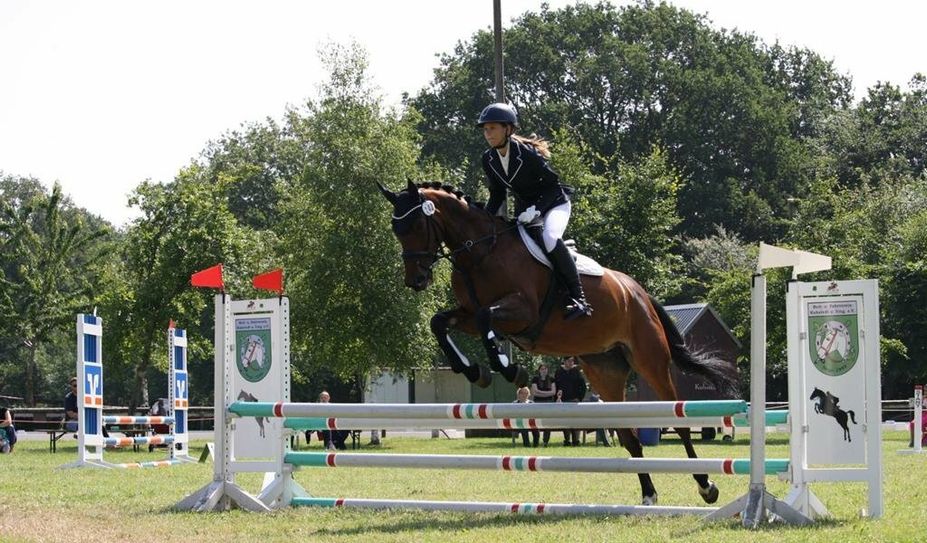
top-left (1, 1), bottom-right (924, 227)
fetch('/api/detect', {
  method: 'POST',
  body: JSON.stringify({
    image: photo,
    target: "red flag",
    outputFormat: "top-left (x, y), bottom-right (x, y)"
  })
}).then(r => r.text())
top-left (191, 264), bottom-right (224, 289)
top-left (253, 268), bottom-right (284, 295)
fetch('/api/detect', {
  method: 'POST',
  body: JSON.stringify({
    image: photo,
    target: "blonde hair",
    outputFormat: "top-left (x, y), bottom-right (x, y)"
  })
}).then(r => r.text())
top-left (516, 386), bottom-right (531, 399)
top-left (511, 133), bottom-right (551, 160)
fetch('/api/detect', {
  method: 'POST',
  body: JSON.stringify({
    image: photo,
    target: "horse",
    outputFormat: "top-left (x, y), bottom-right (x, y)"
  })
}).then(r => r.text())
top-left (810, 387), bottom-right (856, 442)
top-left (378, 180), bottom-right (738, 506)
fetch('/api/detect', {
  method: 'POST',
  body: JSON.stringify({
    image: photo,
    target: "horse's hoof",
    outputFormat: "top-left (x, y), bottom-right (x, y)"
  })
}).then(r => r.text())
top-left (642, 493), bottom-right (658, 506)
top-left (474, 365), bottom-right (493, 388)
top-left (502, 364), bottom-right (530, 387)
top-left (699, 481), bottom-right (719, 504)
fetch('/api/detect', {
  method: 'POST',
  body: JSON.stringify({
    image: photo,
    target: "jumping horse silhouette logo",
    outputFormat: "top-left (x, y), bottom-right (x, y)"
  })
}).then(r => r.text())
top-left (810, 387), bottom-right (857, 442)
top-left (237, 390), bottom-right (268, 438)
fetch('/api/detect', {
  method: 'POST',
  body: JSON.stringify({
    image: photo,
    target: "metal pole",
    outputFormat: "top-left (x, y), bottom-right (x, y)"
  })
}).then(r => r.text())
top-left (493, 0), bottom-right (505, 102)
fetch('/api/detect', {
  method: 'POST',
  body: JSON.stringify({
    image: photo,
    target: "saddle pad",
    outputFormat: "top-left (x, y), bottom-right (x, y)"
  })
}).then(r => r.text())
top-left (517, 225), bottom-right (605, 277)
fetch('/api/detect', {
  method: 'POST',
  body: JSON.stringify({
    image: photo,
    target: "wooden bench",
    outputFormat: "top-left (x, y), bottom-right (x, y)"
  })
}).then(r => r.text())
top-left (14, 413), bottom-right (71, 452)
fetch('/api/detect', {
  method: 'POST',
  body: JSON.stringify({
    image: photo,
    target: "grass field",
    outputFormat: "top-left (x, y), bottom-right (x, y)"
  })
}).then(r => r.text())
top-left (1, 431), bottom-right (925, 543)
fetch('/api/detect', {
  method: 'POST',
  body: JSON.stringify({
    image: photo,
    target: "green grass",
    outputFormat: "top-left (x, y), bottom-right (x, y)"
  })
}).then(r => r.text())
top-left (1, 431), bottom-right (925, 543)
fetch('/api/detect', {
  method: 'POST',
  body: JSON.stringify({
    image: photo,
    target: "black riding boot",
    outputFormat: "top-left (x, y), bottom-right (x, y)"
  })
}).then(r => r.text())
top-left (547, 239), bottom-right (593, 320)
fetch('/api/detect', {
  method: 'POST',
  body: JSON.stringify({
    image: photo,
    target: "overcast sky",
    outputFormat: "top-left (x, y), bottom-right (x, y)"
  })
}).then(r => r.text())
top-left (1, 1), bottom-right (923, 227)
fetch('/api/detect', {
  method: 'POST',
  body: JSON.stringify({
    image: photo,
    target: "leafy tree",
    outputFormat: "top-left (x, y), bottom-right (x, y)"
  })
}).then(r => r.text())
top-left (272, 43), bottom-right (443, 386)
top-left (0, 176), bottom-right (109, 405)
top-left (409, 1), bottom-right (852, 243)
top-left (108, 171), bottom-right (262, 408)
top-left (560, 141), bottom-right (685, 298)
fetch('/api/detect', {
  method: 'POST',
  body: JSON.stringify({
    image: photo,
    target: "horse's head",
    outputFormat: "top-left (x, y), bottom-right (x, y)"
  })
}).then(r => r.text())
top-left (378, 180), bottom-right (444, 291)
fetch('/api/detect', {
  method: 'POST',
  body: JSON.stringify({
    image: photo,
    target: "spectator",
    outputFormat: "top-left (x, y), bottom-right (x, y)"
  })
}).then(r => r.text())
top-left (512, 386), bottom-right (538, 447)
top-left (554, 356), bottom-right (587, 446)
top-left (311, 391), bottom-right (349, 451)
top-left (64, 376), bottom-right (107, 437)
top-left (0, 404), bottom-right (16, 453)
top-left (529, 364), bottom-right (556, 447)
top-left (64, 377), bottom-right (79, 432)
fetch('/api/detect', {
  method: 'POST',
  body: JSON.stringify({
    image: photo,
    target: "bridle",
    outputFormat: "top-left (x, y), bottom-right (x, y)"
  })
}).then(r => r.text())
top-left (394, 191), bottom-right (514, 276)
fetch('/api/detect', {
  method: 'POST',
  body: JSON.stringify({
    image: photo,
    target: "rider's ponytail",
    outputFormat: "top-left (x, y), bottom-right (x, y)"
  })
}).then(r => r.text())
top-left (511, 133), bottom-right (551, 160)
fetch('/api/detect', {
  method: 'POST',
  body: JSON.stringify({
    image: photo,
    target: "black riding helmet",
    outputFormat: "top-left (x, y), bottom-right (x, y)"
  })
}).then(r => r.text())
top-left (476, 103), bottom-right (519, 128)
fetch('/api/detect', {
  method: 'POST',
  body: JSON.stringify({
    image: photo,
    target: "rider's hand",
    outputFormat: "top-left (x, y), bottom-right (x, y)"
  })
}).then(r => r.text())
top-left (518, 205), bottom-right (541, 224)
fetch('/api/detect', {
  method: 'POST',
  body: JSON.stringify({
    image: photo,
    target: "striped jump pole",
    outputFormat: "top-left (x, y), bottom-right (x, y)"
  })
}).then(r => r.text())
top-left (285, 451), bottom-right (789, 475)
top-left (103, 416), bottom-right (175, 425)
top-left (292, 497), bottom-right (719, 517)
top-left (232, 400), bottom-right (748, 420)
top-left (113, 459), bottom-right (187, 469)
top-left (103, 435), bottom-right (175, 448)
top-left (283, 410), bottom-right (788, 432)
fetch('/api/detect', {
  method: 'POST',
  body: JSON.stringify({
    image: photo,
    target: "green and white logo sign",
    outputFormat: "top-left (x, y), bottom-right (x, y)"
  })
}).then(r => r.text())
top-left (235, 317), bottom-right (272, 382)
top-left (807, 300), bottom-right (859, 376)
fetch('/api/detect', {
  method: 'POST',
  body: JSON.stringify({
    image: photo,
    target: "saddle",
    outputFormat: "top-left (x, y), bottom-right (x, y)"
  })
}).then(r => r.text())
top-left (517, 224), bottom-right (605, 277)
top-left (507, 225), bottom-right (603, 346)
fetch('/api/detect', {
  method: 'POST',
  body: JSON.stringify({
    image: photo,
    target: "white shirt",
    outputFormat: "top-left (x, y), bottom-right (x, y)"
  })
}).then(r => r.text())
top-left (496, 148), bottom-right (510, 176)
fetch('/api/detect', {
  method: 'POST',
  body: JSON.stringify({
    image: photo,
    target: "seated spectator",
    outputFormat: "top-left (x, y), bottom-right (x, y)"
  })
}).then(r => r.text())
top-left (64, 376), bottom-right (107, 437)
top-left (0, 404), bottom-right (16, 453)
top-left (512, 386), bottom-right (539, 447)
top-left (64, 377), bottom-right (79, 433)
top-left (315, 391), bottom-right (349, 450)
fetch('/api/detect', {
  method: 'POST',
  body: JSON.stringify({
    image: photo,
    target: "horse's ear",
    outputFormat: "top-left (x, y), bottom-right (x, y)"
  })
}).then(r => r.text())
top-left (406, 179), bottom-right (417, 192)
top-left (376, 181), bottom-right (398, 205)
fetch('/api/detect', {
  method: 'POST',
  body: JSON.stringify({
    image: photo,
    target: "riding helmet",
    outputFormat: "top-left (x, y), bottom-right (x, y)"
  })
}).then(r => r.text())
top-left (477, 103), bottom-right (519, 128)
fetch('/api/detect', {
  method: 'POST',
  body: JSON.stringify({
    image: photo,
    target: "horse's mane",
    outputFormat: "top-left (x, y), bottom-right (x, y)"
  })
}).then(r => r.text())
top-left (414, 181), bottom-right (484, 210)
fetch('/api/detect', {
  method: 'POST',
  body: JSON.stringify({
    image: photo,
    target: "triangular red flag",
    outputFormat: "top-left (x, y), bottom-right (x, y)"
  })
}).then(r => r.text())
top-left (191, 264), bottom-right (224, 289)
top-left (253, 268), bottom-right (284, 295)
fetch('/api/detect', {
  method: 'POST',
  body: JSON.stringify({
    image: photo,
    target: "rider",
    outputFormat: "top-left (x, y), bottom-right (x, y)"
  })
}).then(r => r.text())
top-left (476, 102), bottom-right (592, 320)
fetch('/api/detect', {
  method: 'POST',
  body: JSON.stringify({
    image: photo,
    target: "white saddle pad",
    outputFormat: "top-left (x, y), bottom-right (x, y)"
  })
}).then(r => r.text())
top-left (517, 225), bottom-right (605, 277)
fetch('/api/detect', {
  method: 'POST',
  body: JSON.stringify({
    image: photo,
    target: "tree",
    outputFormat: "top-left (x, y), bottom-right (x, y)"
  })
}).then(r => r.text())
top-left (0, 176), bottom-right (109, 405)
top-left (110, 170), bottom-right (263, 408)
top-left (409, 1), bottom-right (852, 243)
top-left (274, 43), bottom-right (444, 385)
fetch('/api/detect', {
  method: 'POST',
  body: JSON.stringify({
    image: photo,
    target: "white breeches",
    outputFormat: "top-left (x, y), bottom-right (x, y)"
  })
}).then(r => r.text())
top-left (541, 201), bottom-right (571, 252)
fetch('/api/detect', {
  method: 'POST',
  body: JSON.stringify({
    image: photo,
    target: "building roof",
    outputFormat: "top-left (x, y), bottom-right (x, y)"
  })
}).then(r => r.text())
top-left (664, 303), bottom-right (742, 348)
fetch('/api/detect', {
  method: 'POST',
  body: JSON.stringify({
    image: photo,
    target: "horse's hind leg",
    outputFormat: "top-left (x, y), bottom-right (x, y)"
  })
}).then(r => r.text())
top-left (579, 350), bottom-right (658, 505)
top-left (627, 325), bottom-right (719, 504)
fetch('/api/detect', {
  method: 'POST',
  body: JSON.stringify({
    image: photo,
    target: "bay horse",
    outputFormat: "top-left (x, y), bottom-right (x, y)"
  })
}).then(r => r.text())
top-left (378, 180), bottom-right (738, 506)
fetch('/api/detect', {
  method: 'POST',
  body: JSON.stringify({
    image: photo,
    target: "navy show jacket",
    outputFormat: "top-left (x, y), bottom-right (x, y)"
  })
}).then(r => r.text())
top-left (481, 138), bottom-right (571, 217)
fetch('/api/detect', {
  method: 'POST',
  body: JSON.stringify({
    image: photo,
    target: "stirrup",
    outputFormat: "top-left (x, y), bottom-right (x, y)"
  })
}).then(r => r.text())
top-left (564, 298), bottom-right (593, 320)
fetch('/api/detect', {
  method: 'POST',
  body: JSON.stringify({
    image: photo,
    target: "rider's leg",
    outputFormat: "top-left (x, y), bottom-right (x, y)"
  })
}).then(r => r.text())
top-left (542, 203), bottom-right (592, 320)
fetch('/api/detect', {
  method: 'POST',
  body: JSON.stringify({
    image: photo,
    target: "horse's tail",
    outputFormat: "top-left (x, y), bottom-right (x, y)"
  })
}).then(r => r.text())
top-left (848, 410), bottom-right (857, 424)
top-left (650, 296), bottom-right (740, 398)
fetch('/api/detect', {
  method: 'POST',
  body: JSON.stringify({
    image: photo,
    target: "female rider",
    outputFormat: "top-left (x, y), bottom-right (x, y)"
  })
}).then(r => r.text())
top-left (477, 102), bottom-right (592, 320)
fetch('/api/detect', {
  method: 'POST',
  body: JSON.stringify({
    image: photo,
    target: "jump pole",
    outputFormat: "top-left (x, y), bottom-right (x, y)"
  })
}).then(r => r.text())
top-left (281, 411), bottom-right (787, 432)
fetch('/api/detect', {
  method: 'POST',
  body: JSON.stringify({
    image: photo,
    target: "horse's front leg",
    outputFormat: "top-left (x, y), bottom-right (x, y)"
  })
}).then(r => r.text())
top-left (431, 308), bottom-right (492, 388)
top-left (474, 292), bottom-right (533, 387)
